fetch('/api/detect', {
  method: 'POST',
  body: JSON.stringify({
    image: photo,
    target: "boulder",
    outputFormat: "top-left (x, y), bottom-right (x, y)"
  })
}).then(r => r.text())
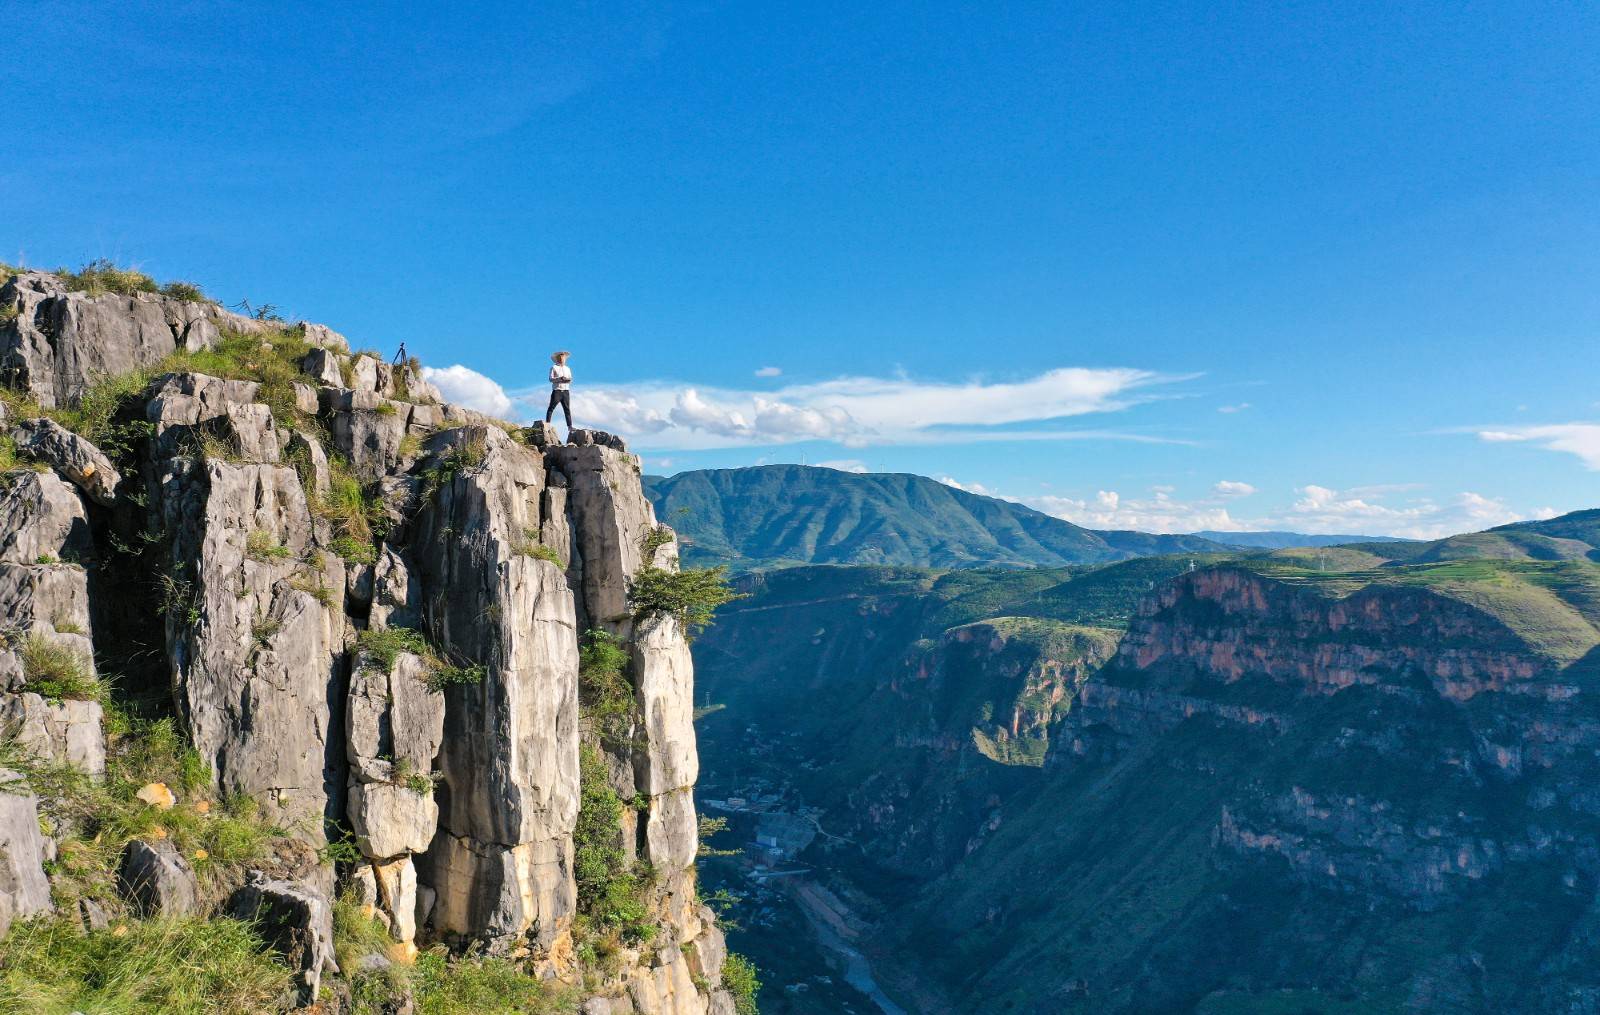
top-left (369, 547), bottom-right (420, 630)
top-left (0, 770), bottom-right (53, 937)
top-left (228, 875), bottom-right (337, 1004)
top-left (350, 782), bottom-right (439, 859)
top-left (286, 430), bottom-right (330, 496)
top-left (0, 470), bottom-right (91, 565)
top-left (117, 838), bottom-right (199, 917)
top-left (332, 402), bottom-right (411, 483)
top-left (349, 355), bottom-right (380, 393)
top-left (9, 417), bottom-right (121, 505)
top-left (302, 323), bottom-right (349, 352)
top-left (0, 694), bottom-right (105, 776)
top-left (302, 348), bottom-right (344, 387)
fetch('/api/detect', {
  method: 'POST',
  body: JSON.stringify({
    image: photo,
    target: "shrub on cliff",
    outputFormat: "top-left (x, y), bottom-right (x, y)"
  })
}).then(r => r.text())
top-left (722, 953), bottom-right (761, 1015)
top-left (578, 629), bottom-right (634, 745)
top-left (573, 745), bottom-right (655, 947)
top-left (59, 258), bottom-right (160, 298)
top-left (627, 564), bottom-right (743, 636)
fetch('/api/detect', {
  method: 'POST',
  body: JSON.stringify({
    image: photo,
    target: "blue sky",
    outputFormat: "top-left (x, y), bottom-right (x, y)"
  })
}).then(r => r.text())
top-left (5, 2), bottom-right (1598, 537)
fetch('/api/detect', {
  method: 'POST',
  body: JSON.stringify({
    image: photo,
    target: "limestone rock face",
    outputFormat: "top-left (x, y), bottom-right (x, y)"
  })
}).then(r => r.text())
top-left (0, 272), bottom-right (264, 408)
top-left (117, 838), bottom-right (199, 917)
top-left (0, 470), bottom-right (91, 564)
top-left (158, 456), bottom-right (340, 839)
top-left (0, 771), bottom-right (53, 937)
top-left (0, 273), bottom-right (723, 1007)
top-left (547, 442), bottom-right (668, 635)
top-left (412, 427), bottom-right (580, 947)
top-left (9, 417), bottom-right (121, 504)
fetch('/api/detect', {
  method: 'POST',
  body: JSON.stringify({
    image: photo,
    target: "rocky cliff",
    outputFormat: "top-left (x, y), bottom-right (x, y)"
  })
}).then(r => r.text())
top-left (0, 269), bottom-right (735, 1014)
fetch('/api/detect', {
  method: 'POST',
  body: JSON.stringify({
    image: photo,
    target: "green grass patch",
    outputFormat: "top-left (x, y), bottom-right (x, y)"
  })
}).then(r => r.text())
top-left (0, 913), bottom-right (293, 1015)
top-left (1, 715), bottom-right (278, 916)
top-left (243, 530), bottom-right (291, 562)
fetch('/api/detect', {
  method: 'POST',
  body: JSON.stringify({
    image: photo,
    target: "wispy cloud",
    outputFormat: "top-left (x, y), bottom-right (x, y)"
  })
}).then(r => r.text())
top-left (1213, 480), bottom-right (1256, 497)
top-left (754, 366), bottom-right (782, 378)
top-left (1217, 402), bottom-right (1251, 414)
top-left (1477, 424), bottom-right (1600, 470)
top-left (424, 363), bottom-right (1192, 450)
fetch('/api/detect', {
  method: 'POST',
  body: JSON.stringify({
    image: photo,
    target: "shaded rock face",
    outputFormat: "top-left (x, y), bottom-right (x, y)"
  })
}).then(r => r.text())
top-left (0, 274), bottom-right (722, 1012)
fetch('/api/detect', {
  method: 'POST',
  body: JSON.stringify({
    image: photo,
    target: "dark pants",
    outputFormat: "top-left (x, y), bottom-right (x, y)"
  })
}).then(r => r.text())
top-left (545, 389), bottom-right (571, 428)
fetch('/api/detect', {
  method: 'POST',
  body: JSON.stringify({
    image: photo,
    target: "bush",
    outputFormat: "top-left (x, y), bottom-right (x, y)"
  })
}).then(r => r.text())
top-left (158, 281), bottom-right (208, 303)
top-left (627, 565), bottom-right (743, 636)
top-left (356, 627), bottom-right (433, 671)
top-left (579, 630), bottom-right (635, 746)
top-left (0, 914), bottom-right (293, 1014)
top-left (723, 953), bottom-right (761, 1015)
top-left (574, 745), bottom-right (655, 945)
top-left (356, 627), bottom-right (484, 694)
top-left (17, 635), bottom-right (102, 703)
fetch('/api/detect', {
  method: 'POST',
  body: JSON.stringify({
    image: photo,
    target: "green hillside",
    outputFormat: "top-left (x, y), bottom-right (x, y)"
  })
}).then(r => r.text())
top-left (646, 465), bottom-right (1234, 571)
top-left (1337, 507), bottom-right (1600, 565)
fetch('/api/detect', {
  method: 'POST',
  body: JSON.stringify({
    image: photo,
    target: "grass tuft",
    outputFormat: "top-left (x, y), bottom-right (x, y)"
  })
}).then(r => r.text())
top-left (18, 635), bottom-right (102, 703)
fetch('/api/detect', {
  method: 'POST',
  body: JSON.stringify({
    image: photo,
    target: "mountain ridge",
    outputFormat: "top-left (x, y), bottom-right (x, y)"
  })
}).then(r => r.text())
top-left (645, 465), bottom-right (1235, 571)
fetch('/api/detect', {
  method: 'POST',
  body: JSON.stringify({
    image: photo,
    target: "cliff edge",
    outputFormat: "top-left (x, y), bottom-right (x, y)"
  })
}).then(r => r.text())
top-left (0, 267), bottom-right (740, 1014)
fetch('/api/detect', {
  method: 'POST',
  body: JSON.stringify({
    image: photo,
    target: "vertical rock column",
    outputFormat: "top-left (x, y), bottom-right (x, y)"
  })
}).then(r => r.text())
top-left (150, 375), bottom-right (344, 840)
top-left (548, 440), bottom-right (701, 924)
top-left (346, 646), bottom-right (445, 953)
top-left (0, 469), bottom-right (105, 776)
top-left (412, 427), bottom-right (580, 949)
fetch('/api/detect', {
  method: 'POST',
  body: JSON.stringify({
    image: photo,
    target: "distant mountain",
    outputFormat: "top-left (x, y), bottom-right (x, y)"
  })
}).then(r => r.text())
top-left (644, 465), bottom-right (1234, 571)
top-left (1339, 508), bottom-right (1600, 564)
top-left (1192, 530), bottom-right (1411, 549)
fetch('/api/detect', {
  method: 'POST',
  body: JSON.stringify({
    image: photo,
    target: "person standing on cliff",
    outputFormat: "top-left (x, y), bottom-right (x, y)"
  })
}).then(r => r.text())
top-left (546, 350), bottom-right (573, 431)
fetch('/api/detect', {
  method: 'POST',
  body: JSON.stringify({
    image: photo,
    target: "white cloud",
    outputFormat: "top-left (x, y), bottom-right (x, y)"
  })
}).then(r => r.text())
top-left (1213, 480), bottom-right (1256, 497)
top-left (1006, 482), bottom-right (1535, 539)
top-left (937, 475), bottom-right (999, 496)
top-left (422, 364), bottom-right (514, 418)
top-left (1477, 424), bottom-right (1600, 470)
top-left (497, 366), bottom-right (1182, 450)
top-left (1217, 402), bottom-right (1251, 414)
top-left (1022, 489), bottom-right (1244, 534)
top-left (754, 366), bottom-right (782, 378)
top-left (817, 459), bottom-right (868, 473)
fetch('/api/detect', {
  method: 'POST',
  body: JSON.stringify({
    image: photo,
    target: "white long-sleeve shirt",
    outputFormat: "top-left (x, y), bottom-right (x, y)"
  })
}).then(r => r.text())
top-left (550, 364), bottom-right (572, 390)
